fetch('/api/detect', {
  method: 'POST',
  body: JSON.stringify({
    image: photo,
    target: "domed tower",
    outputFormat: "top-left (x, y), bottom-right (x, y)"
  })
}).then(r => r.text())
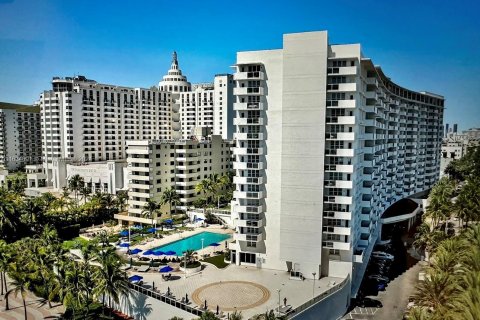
top-left (158, 51), bottom-right (191, 93)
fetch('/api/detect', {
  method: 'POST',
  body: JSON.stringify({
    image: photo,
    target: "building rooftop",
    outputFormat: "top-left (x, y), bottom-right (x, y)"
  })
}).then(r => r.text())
top-left (0, 102), bottom-right (39, 113)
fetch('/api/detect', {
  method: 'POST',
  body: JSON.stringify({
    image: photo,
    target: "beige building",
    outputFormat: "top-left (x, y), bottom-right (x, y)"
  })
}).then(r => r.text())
top-left (116, 130), bottom-right (233, 226)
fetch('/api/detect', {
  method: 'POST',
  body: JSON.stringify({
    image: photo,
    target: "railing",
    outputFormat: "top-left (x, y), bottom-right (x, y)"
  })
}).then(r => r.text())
top-left (129, 283), bottom-right (204, 317)
top-left (288, 276), bottom-right (349, 319)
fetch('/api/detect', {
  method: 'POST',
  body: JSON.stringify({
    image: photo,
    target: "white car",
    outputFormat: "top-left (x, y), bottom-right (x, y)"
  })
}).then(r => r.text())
top-left (371, 251), bottom-right (394, 260)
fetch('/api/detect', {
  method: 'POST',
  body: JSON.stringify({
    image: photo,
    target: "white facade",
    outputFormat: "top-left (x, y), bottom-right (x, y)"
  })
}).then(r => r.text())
top-left (0, 103), bottom-right (41, 171)
top-left (119, 133), bottom-right (233, 226)
top-left (159, 52), bottom-right (234, 140)
top-left (230, 31), bottom-right (444, 296)
top-left (39, 76), bottom-right (174, 190)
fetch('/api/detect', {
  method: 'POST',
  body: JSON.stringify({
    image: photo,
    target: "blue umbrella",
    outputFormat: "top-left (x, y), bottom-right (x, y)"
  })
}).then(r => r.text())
top-left (194, 217), bottom-right (204, 222)
top-left (128, 275), bottom-right (143, 282)
top-left (209, 243), bottom-right (220, 247)
top-left (147, 227), bottom-right (157, 233)
top-left (165, 250), bottom-right (176, 256)
top-left (119, 243), bottom-right (130, 248)
top-left (119, 230), bottom-right (129, 237)
top-left (132, 225), bottom-right (142, 229)
top-left (159, 266), bottom-right (173, 273)
top-left (153, 251), bottom-right (165, 256)
top-left (130, 248), bottom-right (142, 255)
top-left (143, 250), bottom-right (154, 256)
top-left (164, 219), bottom-right (173, 224)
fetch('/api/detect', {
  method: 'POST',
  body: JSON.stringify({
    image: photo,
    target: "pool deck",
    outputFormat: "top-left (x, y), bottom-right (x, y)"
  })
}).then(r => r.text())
top-left (128, 225), bottom-right (233, 257)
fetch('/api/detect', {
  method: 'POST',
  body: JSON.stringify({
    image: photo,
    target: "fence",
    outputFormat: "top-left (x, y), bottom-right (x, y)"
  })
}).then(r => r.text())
top-left (288, 276), bottom-right (350, 319)
top-left (129, 282), bottom-right (205, 317)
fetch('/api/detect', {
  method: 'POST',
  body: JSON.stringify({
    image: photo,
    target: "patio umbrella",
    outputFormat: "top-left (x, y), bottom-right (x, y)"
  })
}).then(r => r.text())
top-left (194, 217), bottom-right (204, 222)
top-left (159, 266), bottom-right (173, 273)
top-left (130, 248), bottom-right (142, 255)
top-left (119, 230), bottom-right (129, 237)
top-left (147, 227), bottom-right (156, 233)
top-left (153, 251), bottom-right (165, 256)
top-left (165, 250), bottom-right (176, 256)
top-left (143, 250), bottom-right (154, 256)
top-left (119, 243), bottom-right (130, 248)
top-left (128, 275), bottom-right (143, 282)
top-left (164, 219), bottom-right (173, 225)
top-left (209, 243), bottom-right (220, 247)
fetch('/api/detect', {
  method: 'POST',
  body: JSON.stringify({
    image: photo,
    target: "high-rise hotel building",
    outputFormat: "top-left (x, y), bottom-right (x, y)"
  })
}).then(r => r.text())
top-left (38, 76), bottom-right (174, 189)
top-left (230, 31), bottom-right (443, 295)
top-left (36, 52), bottom-right (234, 192)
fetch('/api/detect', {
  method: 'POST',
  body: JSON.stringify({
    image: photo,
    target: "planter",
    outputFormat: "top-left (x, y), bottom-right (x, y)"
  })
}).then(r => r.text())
top-left (179, 264), bottom-right (202, 274)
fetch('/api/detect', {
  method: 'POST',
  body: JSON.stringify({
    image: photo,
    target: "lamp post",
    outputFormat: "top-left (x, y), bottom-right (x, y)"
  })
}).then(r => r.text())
top-left (277, 289), bottom-right (281, 315)
top-left (128, 225), bottom-right (131, 243)
top-left (312, 272), bottom-right (316, 299)
top-left (201, 238), bottom-right (204, 256)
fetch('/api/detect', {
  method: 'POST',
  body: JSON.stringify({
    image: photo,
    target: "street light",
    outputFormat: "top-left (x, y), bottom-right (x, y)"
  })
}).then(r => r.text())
top-left (312, 272), bottom-right (316, 299)
top-left (277, 289), bottom-right (281, 315)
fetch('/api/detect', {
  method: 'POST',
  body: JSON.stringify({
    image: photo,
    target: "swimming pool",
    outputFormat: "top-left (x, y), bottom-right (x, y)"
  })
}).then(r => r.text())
top-left (152, 231), bottom-right (231, 256)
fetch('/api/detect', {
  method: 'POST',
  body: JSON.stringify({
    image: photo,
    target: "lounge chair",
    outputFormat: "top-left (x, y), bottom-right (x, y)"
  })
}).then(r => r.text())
top-left (137, 265), bottom-right (150, 272)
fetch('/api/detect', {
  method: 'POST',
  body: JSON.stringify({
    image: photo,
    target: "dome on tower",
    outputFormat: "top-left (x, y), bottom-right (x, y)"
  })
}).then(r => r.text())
top-left (158, 51), bottom-right (191, 93)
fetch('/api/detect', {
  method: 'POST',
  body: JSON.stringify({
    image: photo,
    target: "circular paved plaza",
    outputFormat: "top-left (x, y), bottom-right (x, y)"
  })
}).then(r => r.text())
top-left (192, 281), bottom-right (270, 311)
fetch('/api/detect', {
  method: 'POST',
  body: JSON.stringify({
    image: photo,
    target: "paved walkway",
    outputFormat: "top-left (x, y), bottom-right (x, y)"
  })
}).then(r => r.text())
top-left (0, 289), bottom-right (64, 320)
top-left (127, 264), bottom-right (342, 319)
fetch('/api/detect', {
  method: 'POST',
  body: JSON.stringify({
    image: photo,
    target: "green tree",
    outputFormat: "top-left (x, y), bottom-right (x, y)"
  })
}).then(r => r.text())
top-left (68, 174), bottom-right (85, 203)
top-left (161, 187), bottom-right (180, 219)
top-left (142, 199), bottom-right (161, 227)
top-left (6, 272), bottom-right (31, 319)
top-left (116, 190), bottom-right (128, 212)
top-left (94, 248), bottom-right (129, 308)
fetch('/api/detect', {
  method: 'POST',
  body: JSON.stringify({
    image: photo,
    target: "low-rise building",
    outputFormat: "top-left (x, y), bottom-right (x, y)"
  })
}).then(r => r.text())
top-left (116, 130), bottom-right (233, 227)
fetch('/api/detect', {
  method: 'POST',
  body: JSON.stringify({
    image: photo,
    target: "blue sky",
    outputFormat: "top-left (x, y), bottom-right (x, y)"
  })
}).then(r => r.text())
top-left (0, 0), bottom-right (479, 130)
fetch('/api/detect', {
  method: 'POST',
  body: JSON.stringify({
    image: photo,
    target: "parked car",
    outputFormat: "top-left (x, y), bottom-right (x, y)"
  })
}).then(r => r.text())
top-left (368, 274), bottom-right (389, 282)
top-left (357, 297), bottom-right (383, 308)
top-left (371, 251), bottom-right (394, 260)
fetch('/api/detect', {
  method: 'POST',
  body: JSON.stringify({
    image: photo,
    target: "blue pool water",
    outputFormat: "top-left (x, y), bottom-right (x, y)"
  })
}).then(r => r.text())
top-left (152, 231), bottom-right (230, 256)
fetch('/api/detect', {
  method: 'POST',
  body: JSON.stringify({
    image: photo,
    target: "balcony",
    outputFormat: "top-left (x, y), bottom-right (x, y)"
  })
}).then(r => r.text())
top-left (353, 249), bottom-right (364, 263)
top-left (328, 66), bottom-right (357, 75)
top-left (233, 190), bottom-right (264, 199)
top-left (326, 132), bottom-right (355, 140)
top-left (233, 147), bottom-right (264, 156)
top-left (234, 132), bottom-right (264, 140)
top-left (233, 162), bottom-right (264, 170)
top-left (234, 118), bottom-right (264, 126)
top-left (365, 91), bottom-right (378, 100)
top-left (233, 102), bottom-right (265, 111)
top-left (234, 233), bottom-right (263, 242)
top-left (234, 87), bottom-right (264, 95)
top-left (233, 176), bottom-right (264, 185)
top-left (236, 218), bottom-right (264, 228)
top-left (233, 71), bottom-right (265, 81)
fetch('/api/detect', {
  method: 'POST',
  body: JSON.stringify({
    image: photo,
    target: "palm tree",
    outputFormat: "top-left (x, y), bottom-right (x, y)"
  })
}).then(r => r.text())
top-left (116, 190), bottom-right (128, 212)
top-left (412, 271), bottom-right (458, 311)
top-left (94, 248), bottom-right (129, 308)
top-left (142, 199), bottom-right (161, 227)
top-left (100, 193), bottom-right (116, 218)
top-left (230, 310), bottom-right (243, 320)
top-left (0, 240), bottom-right (10, 296)
top-left (0, 199), bottom-right (17, 240)
top-left (7, 273), bottom-right (31, 320)
top-left (405, 307), bottom-right (431, 320)
top-left (161, 187), bottom-right (180, 219)
top-left (68, 174), bottom-right (85, 203)
top-left (195, 179), bottom-right (213, 207)
top-left (79, 185), bottom-right (91, 203)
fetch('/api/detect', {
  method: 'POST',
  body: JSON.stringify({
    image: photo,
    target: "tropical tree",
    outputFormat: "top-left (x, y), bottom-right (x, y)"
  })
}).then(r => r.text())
top-left (68, 174), bottom-right (85, 203)
top-left (94, 247), bottom-right (129, 308)
top-left (425, 177), bottom-right (455, 230)
top-left (195, 179), bottom-right (213, 207)
top-left (0, 240), bottom-right (10, 295)
top-left (230, 310), bottom-right (243, 320)
top-left (142, 199), bottom-right (161, 227)
top-left (6, 272), bottom-right (31, 319)
top-left (79, 185), bottom-right (91, 203)
top-left (161, 187), bottom-right (180, 219)
top-left (0, 199), bottom-right (18, 241)
top-left (116, 190), bottom-right (128, 212)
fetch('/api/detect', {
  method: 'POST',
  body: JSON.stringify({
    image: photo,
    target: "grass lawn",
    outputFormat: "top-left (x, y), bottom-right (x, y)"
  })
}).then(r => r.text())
top-left (62, 237), bottom-right (89, 250)
top-left (201, 254), bottom-right (229, 269)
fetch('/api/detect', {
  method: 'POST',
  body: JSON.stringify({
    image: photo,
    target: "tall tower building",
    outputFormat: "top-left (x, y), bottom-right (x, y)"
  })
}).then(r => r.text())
top-left (0, 102), bottom-right (42, 171)
top-left (229, 31), bottom-right (444, 296)
top-left (159, 52), bottom-right (235, 140)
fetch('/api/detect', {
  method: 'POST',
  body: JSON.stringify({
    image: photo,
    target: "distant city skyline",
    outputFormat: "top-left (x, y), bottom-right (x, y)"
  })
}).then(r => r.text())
top-left (0, 0), bottom-right (479, 130)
